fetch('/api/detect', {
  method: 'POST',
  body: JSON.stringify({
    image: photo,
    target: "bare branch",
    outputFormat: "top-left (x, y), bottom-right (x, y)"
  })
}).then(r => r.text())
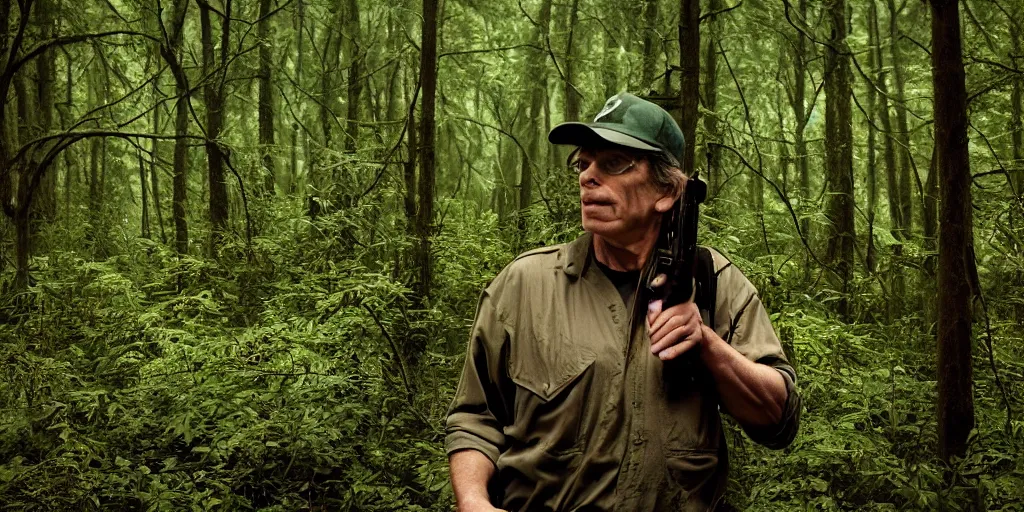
top-left (10, 31), bottom-right (156, 79)
top-left (439, 43), bottom-right (543, 59)
top-left (700, 0), bottom-right (742, 22)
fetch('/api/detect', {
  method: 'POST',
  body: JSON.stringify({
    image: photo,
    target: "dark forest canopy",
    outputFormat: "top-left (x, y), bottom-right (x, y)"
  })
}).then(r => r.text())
top-left (0, 0), bottom-right (1022, 509)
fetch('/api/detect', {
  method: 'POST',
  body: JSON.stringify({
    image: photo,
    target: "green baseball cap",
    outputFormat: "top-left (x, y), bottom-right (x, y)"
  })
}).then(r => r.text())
top-left (548, 92), bottom-right (685, 164)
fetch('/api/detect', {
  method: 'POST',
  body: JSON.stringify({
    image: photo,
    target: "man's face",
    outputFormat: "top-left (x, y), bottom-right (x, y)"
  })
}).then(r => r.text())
top-left (576, 147), bottom-right (678, 244)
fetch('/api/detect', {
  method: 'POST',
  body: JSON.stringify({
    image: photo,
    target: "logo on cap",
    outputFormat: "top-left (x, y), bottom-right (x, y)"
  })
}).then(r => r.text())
top-left (594, 95), bottom-right (623, 122)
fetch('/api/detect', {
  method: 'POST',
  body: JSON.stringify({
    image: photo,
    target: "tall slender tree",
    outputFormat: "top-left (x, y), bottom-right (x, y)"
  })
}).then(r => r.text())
top-left (788, 0), bottom-right (813, 282)
top-left (640, 0), bottom-right (660, 90)
top-left (887, 0), bottom-right (913, 237)
top-left (402, 63), bottom-right (417, 238)
top-left (342, 0), bottom-right (361, 153)
top-left (703, 0), bottom-right (720, 197)
top-left (931, 0), bottom-right (975, 463)
top-left (415, 0), bottom-right (439, 300)
top-left (824, 0), bottom-right (855, 319)
top-left (870, 0), bottom-right (904, 314)
top-left (160, 0), bottom-right (191, 256)
top-left (865, 0), bottom-right (880, 272)
top-left (33, 0), bottom-right (56, 224)
top-left (258, 0), bottom-right (276, 196)
top-left (1010, 4), bottom-right (1022, 207)
top-left (563, 0), bottom-right (582, 122)
top-left (200, 0), bottom-right (230, 250)
top-left (520, 0), bottom-right (552, 239)
top-left (678, 0), bottom-right (699, 176)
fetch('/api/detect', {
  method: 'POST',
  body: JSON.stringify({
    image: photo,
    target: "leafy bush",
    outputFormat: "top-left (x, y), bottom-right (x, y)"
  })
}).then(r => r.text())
top-left (3, 196), bottom-right (1022, 511)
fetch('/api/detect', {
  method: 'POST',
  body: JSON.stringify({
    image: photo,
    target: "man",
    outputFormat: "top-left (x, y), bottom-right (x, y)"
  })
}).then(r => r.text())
top-left (445, 93), bottom-right (800, 511)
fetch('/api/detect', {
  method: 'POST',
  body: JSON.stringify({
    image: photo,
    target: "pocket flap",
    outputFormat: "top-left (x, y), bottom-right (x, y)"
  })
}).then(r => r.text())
top-left (510, 334), bottom-right (595, 402)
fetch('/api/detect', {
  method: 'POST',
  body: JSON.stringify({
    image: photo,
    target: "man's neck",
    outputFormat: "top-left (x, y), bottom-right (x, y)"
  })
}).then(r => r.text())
top-left (592, 222), bottom-right (660, 272)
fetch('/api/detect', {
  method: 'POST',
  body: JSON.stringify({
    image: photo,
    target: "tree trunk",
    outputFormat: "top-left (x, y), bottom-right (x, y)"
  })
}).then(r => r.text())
top-left (152, 80), bottom-right (167, 244)
top-left (258, 0), bottom-right (276, 196)
top-left (403, 64), bottom-right (417, 236)
top-left (316, 4), bottom-right (344, 188)
top-left (888, 0), bottom-right (913, 237)
top-left (703, 0), bottom-right (720, 197)
top-left (922, 142), bottom-right (938, 325)
top-left (640, 0), bottom-right (660, 90)
top-left (292, 0), bottom-right (305, 195)
top-left (931, 0), bottom-right (974, 463)
top-left (62, 49), bottom-right (73, 217)
top-left (520, 0), bottom-right (552, 239)
top-left (602, 30), bottom-right (618, 100)
top-left (173, 83), bottom-right (189, 256)
top-left (14, 206), bottom-right (29, 290)
top-left (33, 0), bottom-right (56, 223)
top-left (0, 2), bottom-right (10, 221)
top-left (870, 0), bottom-right (903, 315)
top-left (99, 137), bottom-right (108, 224)
top-left (140, 148), bottom-right (150, 238)
top-left (343, 0), bottom-right (361, 153)
top-left (1012, 17), bottom-right (1022, 197)
top-left (164, 0), bottom-right (191, 256)
top-left (13, 72), bottom-right (33, 288)
top-left (678, 0), bottom-right (699, 175)
top-left (200, 1), bottom-right (230, 252)
top-left (792, 0), bottom-right (811, 282)
top-left (1010, 4), bottom-right (1023, 323)
top-left (495, 123), bottom-right (516, 225)
top-left (865, 0), bottom-right (880, 273)
top-left (563, 0), bottom-right (582, 122)
top-left (824, 0), bottom-right (855, 320)
top-left (415, 0), bottom-right (439, 300)
top-left (87, 68), bottom-right (102, 219)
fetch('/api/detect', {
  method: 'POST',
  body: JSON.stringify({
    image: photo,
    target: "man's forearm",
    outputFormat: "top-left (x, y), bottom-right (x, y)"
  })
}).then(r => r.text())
top-left (449, 449), bottom-right (497, 511)
top-left (698, 325), bottom-right (788, 427)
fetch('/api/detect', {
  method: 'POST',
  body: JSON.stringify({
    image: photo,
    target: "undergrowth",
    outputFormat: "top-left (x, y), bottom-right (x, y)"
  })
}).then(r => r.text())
top-left (1, 199), bottom-right (1021, 510)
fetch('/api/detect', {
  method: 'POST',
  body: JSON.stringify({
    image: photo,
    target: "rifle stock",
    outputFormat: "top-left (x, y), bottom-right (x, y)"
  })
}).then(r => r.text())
top-left (646, 176), bottom-right (707, 376)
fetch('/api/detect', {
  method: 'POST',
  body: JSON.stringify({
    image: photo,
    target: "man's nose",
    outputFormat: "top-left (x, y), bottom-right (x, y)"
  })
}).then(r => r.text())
top-left (578, 163), bottom-right (600, 187)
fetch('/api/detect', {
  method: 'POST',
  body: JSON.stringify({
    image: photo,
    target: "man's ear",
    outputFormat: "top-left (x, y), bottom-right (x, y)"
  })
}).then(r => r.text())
top-left (654, 176), bottom-right (685, 213)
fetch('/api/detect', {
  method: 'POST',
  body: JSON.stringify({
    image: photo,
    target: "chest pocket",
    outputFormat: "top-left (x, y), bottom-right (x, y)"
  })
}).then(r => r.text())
top-left (509, 332), bottom-right (595, 402)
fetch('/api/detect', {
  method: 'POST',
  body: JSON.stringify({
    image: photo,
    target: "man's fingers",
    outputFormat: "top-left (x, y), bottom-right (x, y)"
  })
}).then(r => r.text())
top-left (647, 302), bottom-right (693, 334)
top-left (657, 336), bottom-right (699, 361)
top-left (649, 313), bottom-right (689, 345)
top-left (650, 323), bottom-right (697, 354)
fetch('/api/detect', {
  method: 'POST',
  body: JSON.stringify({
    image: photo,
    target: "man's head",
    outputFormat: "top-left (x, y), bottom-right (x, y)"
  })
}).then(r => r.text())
top-left (549, 93), bottom-right (687, 244)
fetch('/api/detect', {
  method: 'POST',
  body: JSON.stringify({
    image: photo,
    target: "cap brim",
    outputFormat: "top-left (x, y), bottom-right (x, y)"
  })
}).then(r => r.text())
top-left (548, 123), bottom-right (661, 153)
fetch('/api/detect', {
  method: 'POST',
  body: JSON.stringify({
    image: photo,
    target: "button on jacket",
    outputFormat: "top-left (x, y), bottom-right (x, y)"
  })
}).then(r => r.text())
top-left (445, 233), bottom-right (800, 511)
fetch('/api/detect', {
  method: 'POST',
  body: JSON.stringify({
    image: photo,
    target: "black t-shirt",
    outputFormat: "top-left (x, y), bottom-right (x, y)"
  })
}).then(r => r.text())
top-left (596, 260), bottom-right (641, 308)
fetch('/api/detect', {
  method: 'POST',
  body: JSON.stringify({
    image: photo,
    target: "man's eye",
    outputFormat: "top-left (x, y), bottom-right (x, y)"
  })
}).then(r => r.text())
top-left (605, 158), bottom-right (625, 169)
top-left (575, 159), bottom-right (592, 171)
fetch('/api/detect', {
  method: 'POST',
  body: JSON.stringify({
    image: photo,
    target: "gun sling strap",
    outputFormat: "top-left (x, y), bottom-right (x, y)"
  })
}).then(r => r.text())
top-left (694, 246), bottom-right (717, 328)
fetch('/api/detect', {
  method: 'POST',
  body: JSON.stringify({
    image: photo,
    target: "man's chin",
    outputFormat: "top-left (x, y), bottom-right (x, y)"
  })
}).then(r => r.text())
top-left (582, 218), bottom-right (624, 238)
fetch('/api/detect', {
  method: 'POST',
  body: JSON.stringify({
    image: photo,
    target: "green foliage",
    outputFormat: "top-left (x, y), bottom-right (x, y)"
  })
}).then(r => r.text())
top-left (2, 0), bottom-right (1023, 509)
top-left (0, 202), bottom-right (465, 510)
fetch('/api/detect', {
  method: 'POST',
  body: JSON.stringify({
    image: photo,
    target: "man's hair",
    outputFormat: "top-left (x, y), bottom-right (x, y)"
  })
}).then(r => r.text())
top-left (645, 150), bottom-right (686, 193)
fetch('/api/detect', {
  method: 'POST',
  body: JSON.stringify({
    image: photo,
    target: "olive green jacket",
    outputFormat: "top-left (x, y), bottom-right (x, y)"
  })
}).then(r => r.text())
top-left (446, 233), bottom-right (800, 511)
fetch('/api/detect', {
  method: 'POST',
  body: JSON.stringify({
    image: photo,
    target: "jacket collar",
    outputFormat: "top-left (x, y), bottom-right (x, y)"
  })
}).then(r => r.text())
top-left (563, 231), bottom-right (593, 278)
top-left (562, 231), bottom-right (658, 284)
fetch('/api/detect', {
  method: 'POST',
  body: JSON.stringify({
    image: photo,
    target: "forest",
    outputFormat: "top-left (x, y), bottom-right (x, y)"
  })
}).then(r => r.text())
top-left (0, 0), bottom-right (1021, 509)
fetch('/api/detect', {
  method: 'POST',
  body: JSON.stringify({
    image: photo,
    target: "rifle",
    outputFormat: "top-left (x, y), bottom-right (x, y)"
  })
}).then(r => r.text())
top-left (646, 175), bottom-right (708, 377)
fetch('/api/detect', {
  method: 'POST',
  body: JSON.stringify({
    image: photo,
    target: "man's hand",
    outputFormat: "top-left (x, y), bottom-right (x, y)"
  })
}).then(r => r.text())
top-left (646, 299), bottom-right (705, 360)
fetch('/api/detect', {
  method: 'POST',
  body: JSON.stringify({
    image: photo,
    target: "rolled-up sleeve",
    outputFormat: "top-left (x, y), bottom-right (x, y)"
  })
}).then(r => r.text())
top-left (445, 292), bottom-right (512, 464)
top-left (712, 250), bottom-right (801, 449)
